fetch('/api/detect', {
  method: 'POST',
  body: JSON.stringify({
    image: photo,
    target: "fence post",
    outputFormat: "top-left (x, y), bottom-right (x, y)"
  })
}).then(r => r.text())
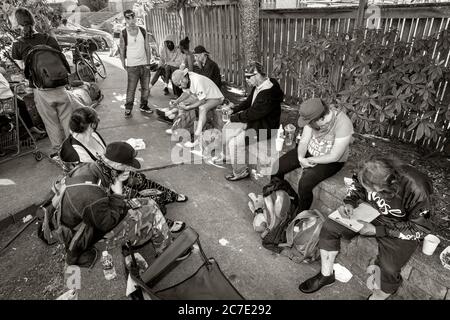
top-left (356, 0), bottom-right (368, 28)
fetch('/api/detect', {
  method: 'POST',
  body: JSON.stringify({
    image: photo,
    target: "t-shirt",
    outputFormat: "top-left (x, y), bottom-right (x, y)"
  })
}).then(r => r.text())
top-left (187, 72), bottom-right (224, 101)
top-left (307, 109), bottom-right (353, 162)
top-left (0, 73), bottom-right (13, 100)
top-left (125, 29), bottom-right (147, 67)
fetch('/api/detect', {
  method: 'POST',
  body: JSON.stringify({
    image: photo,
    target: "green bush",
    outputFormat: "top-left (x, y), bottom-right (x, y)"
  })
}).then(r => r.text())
top-left (273, 28), bottom-right (450, 143)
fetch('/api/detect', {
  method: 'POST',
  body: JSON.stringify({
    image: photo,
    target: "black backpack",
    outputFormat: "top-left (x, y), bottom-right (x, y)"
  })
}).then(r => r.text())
top-left (23, 36), bottom-right (70, 89)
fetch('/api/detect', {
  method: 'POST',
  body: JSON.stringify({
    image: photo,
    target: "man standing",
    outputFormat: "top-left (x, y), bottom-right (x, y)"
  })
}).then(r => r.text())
top-left (193, 45), bottom-right (222, 89)
top-left (119, 9), bottom-right (153, 118)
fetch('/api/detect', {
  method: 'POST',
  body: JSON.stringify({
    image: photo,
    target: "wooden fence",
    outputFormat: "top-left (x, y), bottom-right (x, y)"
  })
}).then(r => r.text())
top-left (146, 2), bottom-right (449, 151)
top-left (146, 1), bottom-right (243, 86)
top-left (260, 3), bottom-right (450, 151)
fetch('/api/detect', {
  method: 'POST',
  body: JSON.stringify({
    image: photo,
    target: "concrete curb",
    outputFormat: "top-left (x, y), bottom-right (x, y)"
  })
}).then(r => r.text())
top-left (0, 204), bottom-right (38, 232)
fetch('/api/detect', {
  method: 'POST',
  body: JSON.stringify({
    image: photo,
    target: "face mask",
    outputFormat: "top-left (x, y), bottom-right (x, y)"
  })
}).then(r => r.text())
top-left (166, 41), bottom-right (175, 50)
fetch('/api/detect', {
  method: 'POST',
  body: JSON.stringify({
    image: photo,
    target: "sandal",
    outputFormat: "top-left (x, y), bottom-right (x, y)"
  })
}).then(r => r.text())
top-left (176, 194), bottom-right (188, 202)
top-left (225, 168), bottom-right (250, 181)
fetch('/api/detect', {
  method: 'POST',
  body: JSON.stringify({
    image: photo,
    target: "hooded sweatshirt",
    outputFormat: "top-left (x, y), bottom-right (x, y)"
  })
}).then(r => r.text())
top-left (230, 78), bottom-right (284, 140)
top-left (160, 34), bottom-right (184, 68)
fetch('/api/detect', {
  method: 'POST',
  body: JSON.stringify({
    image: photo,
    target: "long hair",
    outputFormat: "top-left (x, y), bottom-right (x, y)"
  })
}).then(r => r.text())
top-left (15, 7), bottom-right (35, 38)
top-left (357, 155), bottom-right (403, 198)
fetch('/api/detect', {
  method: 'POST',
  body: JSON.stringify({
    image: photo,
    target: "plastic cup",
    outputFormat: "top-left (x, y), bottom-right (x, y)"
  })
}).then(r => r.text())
top-left (422, 234), bottom-right (440, 255)
top-left (275, 137), bottom-right (284, 152)
top-left (284, 124), bottom-right (296, 146)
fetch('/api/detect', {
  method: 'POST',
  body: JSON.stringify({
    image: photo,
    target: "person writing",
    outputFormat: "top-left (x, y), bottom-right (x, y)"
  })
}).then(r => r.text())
top-left (298, 155), bottom-right (433, 300)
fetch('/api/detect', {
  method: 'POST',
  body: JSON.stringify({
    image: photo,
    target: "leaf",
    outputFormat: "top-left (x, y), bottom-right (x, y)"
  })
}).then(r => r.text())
top-left (415, 122), bottom-right (425, 141)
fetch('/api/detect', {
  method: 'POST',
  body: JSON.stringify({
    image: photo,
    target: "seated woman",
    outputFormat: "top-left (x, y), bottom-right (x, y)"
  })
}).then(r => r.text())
top-left (271, 98), bottom-right (353, 213)
top-left (59, 107), bottom-right (188, 214)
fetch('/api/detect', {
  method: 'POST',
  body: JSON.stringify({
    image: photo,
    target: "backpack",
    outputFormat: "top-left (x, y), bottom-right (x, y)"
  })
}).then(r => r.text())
top-left (122, 27), bottom-right (146, 59)
top-left (278, 209), bottom-right (326, 264)
top-left (23, 36), bottom-right (70, 89)
top-left (36, 170), bottom-right (104, 247)
top-left (259, 178), bottom-right (299, 253)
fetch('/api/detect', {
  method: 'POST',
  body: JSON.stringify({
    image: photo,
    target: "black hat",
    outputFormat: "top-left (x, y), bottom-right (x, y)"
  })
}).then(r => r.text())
top-left (104, 142), bottom-right (141, 169)
top-left (193, 45), bottom-right (209, 54)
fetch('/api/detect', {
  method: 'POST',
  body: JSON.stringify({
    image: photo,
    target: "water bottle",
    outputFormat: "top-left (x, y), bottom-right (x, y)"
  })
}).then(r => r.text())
top-left (101, 251), bottom-right (117, 280)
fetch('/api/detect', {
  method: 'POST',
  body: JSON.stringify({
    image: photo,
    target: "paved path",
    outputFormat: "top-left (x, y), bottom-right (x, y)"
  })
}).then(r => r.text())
top-left (0, 54), bottom-right (370, 300)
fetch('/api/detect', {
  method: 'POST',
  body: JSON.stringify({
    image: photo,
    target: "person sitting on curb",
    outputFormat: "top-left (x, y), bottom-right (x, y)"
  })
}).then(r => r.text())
top-left (298, 155), bottom-right (433, 300)
top-left (270, 98), bottom-right (353, 212)
top-left (169, 68), bottom-right (224, 148)
top-left (58, 141), bottom-right (139, 267)
top-left (149, 34), bottom-right (184, 97)
top-left (193, 45), bottom-right (221, 89)
top-left (216, 62), bottom-right (284, 181)
top-left (59, 107), bottom-right (188, 214)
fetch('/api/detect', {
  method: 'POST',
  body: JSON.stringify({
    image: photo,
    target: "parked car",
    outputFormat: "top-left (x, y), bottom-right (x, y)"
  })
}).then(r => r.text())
top-left (53, 21), bottom-right (115, 52)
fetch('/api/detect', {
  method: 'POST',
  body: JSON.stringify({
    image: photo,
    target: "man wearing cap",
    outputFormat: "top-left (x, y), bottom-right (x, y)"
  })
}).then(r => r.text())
top-left (170, 68), bottom-right (224, 148)
top-left (271, 98), bottom-right (353, 212)
top-left (193, 45), bottom-right (221, 89)
top-left (215, 62), bottom-right (284, 181)
top-left (57, 142), bottom-right (141, 267)
top-left (119, 9), bottom-right (153, 118)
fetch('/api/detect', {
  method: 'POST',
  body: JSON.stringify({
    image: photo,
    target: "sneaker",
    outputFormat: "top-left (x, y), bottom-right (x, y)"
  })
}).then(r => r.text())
top-left (298, 272), bottom-right (335, 294)
top-left (163, 87), bottom-right (170, 95)
top-left (125, 109), bottom-right (132, 118)
top-left (225, 168), bottom-right (250, 181)
top-left (139, 105), bottom-right (153, 114)
top-left (165, 128), bottom-right (173, 135)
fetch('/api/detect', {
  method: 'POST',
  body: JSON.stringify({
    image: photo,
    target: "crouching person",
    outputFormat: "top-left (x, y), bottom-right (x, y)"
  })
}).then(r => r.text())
top-left (58, 141), bottom-right (141, 267)
top-left (298, 155), bottom-right (433, 300)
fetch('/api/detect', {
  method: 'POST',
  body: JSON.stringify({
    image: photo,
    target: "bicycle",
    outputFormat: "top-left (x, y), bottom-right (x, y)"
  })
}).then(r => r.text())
top-left (69, 39), bottom-right (107, 82)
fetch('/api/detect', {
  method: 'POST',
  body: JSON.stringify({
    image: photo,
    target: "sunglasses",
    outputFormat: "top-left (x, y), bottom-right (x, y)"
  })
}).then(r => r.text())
top-left (245, 73), bottom-right (256, 79)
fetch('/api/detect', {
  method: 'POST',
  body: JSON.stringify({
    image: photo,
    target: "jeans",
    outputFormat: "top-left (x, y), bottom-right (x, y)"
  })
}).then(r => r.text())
top-left (33, 87), bottom-right (84, 149)
top-left (319, 218), bottom-right (419, 293)
top-left (150, 64), bottom-right (182, 96)
top-left (271, 148), bottom-right (344, 212)
top-left (222, 122), bottom-right (247, 174)
top-left (125, 65), bottom-right (150, 111)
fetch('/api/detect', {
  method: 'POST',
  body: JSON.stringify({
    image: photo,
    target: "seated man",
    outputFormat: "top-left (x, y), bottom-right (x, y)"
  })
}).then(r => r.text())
top-left (217, 62), bottom-right (284, 181)
top-left (169, 68), bottom-right (224, 148)
top-left (149, 34), bottom-right (184, 96)
top-left (298, 155), bottom-right (433, 300)
top-left (193, 45), bottom-right (221, 89)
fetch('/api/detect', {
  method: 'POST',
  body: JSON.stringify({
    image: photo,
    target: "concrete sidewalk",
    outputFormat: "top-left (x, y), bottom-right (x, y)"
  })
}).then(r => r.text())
top-left (0, 55), bottom-right (370, 300)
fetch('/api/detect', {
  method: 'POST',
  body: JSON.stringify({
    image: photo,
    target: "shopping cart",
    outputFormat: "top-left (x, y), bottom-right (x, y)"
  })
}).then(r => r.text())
top-left (0, 82), bottom-right (43, 164)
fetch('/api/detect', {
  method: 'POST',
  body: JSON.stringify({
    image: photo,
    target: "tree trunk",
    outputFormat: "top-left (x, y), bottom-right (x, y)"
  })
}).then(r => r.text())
top-left (239, 0), bottom-right (259, 67)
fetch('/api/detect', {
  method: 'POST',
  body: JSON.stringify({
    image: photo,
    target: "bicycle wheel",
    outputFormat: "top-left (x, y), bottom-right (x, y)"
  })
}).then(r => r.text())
top-left (76, 59), bottom-right (96, 82)
top-left (92, 52), bottom-right (107, 79)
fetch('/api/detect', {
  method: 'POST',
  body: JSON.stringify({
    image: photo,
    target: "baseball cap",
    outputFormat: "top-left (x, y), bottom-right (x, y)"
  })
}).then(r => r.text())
top-left (297, 98), bottom-right (325, 127)
top-left (193, 45), bottom-right (209, 54)
top-left (104, 142), bottom-right (141, 170)
top-left (171, 68), bottom-right (189, 86)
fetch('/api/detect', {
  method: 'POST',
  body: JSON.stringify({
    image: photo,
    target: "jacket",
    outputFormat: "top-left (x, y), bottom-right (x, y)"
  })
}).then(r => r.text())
top-left (159, 34), bottom-right (184, 68)
top-left (119, 26), bottom-right (151, 65)
top-left (344, 165), bottom-right (433, 241)
top-left (59, 162), bottom-right (127, 256)
top-left (230, 78), bottom-right (284, 140)
top-left (197, 57), bottom-right (221, 88)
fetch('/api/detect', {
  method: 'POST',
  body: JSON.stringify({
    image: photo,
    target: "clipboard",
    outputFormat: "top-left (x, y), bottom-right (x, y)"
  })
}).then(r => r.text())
top-left (328, 202), bottom-right (380, 232)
